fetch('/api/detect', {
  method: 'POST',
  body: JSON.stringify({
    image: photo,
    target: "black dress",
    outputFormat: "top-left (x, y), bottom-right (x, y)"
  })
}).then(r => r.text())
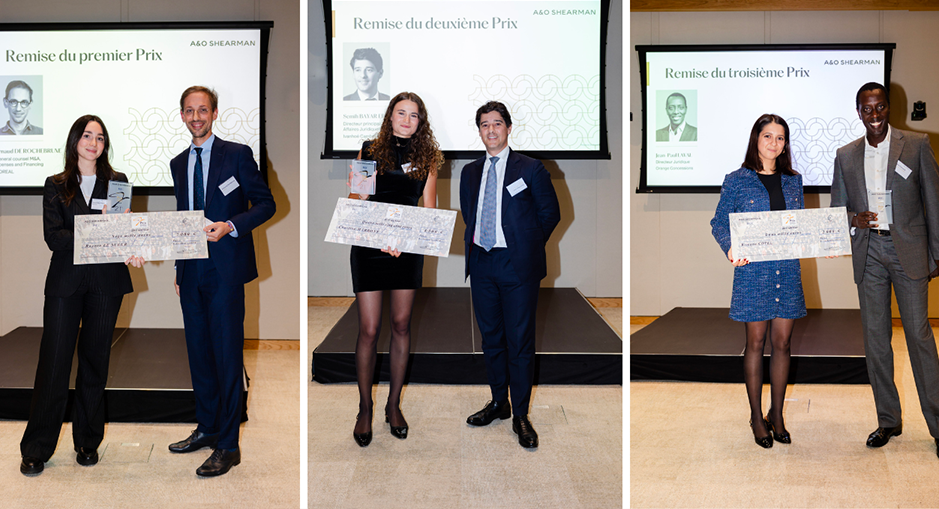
top-left (350, 138), bottom-right (427, 292)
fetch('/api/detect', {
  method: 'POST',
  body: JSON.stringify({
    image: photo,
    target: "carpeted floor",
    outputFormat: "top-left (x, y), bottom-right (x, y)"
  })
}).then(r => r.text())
top-left (308, 298), bottom-right (623, 509)
top-left (631, 322), bottom-right (939, 508)
top-left (0, 344), bottom-right (300, 509)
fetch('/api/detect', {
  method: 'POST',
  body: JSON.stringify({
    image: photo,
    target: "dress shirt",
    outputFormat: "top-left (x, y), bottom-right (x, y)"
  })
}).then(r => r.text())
top-left (187, 134), bottom-right (238, 237)
top-left (863, 125), bottom-right (891, 231)
top-left (79, 174), bottom-right (97, 206)
top-left (354, 90), bottom-right (381, 101)
top-left (668, 122), bottom-right (687, 142)
top-left (474, 146), bottom-right (510, 249)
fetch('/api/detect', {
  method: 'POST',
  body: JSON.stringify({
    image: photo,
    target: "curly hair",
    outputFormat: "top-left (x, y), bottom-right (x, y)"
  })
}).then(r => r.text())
top-left (367, 92), bottom-right (443, 180)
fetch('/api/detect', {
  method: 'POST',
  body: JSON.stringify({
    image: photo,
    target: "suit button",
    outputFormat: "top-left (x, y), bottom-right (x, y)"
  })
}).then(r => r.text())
top-left (776, 270), bottom-right (780, 275)
top-left (775, 298), bottom-right (780, 302)
top-left (776, 284), bottom-right (780, 288)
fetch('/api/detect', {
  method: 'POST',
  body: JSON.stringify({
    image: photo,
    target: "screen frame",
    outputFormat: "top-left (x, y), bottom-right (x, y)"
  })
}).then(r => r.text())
top-left (0, 20), bottom-right (273, 196)
top-left (319, 0), bottom-right (612, 161)
top-left (635, 42), bottom-right (896, 194)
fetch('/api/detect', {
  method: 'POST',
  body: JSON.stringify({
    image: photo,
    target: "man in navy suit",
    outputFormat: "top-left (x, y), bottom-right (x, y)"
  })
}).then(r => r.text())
top-left (167, 86), bottom-right (275, 476)
top-left (460, 101), bottom-right (560, 449)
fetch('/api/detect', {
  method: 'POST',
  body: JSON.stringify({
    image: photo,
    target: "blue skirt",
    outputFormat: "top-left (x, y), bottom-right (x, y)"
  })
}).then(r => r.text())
top-left (729, 258), bottom-right (806, 322)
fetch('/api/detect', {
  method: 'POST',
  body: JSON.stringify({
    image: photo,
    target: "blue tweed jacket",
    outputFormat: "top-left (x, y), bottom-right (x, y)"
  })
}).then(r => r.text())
top-left (711, 167), bottom-right (807, 322)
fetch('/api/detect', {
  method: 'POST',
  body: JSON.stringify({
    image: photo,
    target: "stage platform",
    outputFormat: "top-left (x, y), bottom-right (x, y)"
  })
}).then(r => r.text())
top-left (0, 327), bottom-right (197, 422)
top-left (312, 287), bottom-right (622, 385)
top-left (630, 307), bottom-right (870, 384)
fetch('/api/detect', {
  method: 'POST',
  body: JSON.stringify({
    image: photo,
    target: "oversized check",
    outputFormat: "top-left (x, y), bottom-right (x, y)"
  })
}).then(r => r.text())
top-left (74, 211), bottom-right (208, 264)
top-left (730, 206), bottom-right (851, 262)
top-left (324, 198), bottom-right (457, 257)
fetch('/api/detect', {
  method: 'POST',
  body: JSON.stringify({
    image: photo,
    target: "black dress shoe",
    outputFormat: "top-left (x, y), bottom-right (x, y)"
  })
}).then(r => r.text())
top-left (866, 426), bottom-right (902, 447)
top-left (196, 448), bottom-right (241, 477)
top-left (353, 412), bottom-right (372, 447)
top-left (385, 405), bottom-right (408, 440)
top-left (765, 415), bottom-right (791, 444)
top-left (750, 418), bottom-right (773, 449)
top-left (75, 447), bottom-right (98, 466)
top-left (20, 456), bottom-right (43, 476)
top-left (512, 415), bottom-right (539, 448)
top-left (467, 400), bottom-right (511, 426)
top-left (169, 430), bottom-right (219, 453)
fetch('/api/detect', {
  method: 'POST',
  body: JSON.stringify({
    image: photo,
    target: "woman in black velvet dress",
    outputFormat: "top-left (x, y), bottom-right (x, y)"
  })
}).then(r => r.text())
top-left (349, 92), bottom-right (443, 446)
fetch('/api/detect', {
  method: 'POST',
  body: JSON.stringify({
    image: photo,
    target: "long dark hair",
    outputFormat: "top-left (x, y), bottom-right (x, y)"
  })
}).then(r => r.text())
top-left (367, 91), bottom-right (443, 180)
top-left (53, 115), bottom-right (118, 206)
top-left (741, 114), bottom-right (797, 176)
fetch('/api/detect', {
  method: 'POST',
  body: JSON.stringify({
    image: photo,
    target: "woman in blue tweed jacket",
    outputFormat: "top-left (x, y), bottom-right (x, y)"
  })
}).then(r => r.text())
top-left (711, 114), bottom-right (807, 449)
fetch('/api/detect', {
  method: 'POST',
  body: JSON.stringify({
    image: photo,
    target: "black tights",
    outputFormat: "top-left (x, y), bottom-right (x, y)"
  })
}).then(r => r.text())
top-left (744, 318), bottom-right (793, 437)
top-left (354, 289), bottom-right (415, 433)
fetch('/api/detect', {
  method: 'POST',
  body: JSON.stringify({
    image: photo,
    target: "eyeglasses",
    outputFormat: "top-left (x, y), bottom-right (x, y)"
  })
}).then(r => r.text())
top-left (4, 99), bottom-right (31, 108)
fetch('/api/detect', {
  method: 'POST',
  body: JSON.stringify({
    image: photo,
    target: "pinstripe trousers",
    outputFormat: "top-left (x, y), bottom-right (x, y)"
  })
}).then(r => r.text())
top-left (20, 275), bottom-right (123, 461)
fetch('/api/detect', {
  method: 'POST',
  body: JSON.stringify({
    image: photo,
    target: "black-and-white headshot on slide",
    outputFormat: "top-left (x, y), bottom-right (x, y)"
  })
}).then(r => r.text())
top-left (343, 47), bottom-right (390, 101)
top-left (1, 78), bottom-right (43, 136)
top-left (655, 90), bottom-right (696, 142)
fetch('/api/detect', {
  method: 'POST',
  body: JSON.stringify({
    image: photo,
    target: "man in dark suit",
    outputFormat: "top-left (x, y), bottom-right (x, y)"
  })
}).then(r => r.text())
top-left (460, 101), bottom-right (560, 449)
top-left (342, 48), bottom-right (390, 101)
top-left (830, 82), bottom-right (939, 458)
top-left (167, 86), bottom-right (275, 476)
top-left (654, 92), bottom-right (696, 142)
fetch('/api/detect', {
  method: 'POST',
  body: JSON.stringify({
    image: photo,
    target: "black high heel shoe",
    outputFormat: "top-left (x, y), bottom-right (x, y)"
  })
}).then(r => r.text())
top-left (385, 405), bottom-right (408, 440)
top-left (766, 413), bottom-right (791, 444)
top-left (750, 418), bottom-right (773, 449)
top-left (353, 413), bottom-right (372, 447)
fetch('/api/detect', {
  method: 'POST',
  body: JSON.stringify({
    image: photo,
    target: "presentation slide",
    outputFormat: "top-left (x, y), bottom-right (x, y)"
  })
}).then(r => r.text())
top-left (0, 25), bottom-right (266, 190)
top-left (638, 45), bottom-right (893, 191)
top-left (328, 0), bottom-right (604, 156)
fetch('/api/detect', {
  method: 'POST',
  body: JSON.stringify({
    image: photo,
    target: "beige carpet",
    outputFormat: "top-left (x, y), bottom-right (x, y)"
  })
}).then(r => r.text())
top-left (631, 324), bottom-right (939, 508)
top-left (0, 345), bottom-right (300, 508)
top-left (309, 298), bottom-right (623, 509)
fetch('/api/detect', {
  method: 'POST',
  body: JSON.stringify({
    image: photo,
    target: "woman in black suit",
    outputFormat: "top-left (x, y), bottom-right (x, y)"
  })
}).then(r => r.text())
top-left (19, 115), bottom-right (143, 476)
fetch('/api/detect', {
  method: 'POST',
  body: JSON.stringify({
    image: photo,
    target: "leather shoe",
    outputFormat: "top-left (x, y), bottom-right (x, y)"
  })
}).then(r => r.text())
top-left (20, 456), bottom-right (43, 476)
top-left (466, 400), bottom-right (510, 426)
top-left (512, 415), bottom-right (539, 448)
top-left (866, 426), bottom-right (902, 447)
top-left (169, 430), bottom-right (219, 453)
top-left (196, 448), bottom-right (240, 477)
top-left (75, 447), bottom-right (98, 466)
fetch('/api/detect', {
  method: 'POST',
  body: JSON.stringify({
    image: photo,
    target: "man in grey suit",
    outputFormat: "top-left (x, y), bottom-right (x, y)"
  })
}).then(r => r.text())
top-left (830, 82), bottom-right (939, 458)
top-left (655, 92), bottom-right (696, 142)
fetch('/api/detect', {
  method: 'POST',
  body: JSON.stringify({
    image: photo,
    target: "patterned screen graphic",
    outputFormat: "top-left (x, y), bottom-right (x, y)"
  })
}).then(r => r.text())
top-left (787, 117), bottom-right (865, 186)
top-left (123, 107), bottom-right (260, 186)
top-left (468, 74), bottom-right (600, 151)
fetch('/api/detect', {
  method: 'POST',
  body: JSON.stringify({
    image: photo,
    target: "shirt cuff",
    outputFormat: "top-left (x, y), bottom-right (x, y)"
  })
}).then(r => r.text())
top-left (227, 220), bottom-right (238, 238)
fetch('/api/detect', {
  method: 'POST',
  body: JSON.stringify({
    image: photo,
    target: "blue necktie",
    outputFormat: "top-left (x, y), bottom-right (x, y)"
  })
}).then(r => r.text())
top-left (479, 156), bottom-right (499, 251)
top-left (193, 147), bottom-right (204, 210)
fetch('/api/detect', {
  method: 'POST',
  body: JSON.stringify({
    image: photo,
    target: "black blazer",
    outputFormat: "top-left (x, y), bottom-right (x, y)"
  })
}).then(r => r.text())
top-left (42, 173), bottom-right (134, 297)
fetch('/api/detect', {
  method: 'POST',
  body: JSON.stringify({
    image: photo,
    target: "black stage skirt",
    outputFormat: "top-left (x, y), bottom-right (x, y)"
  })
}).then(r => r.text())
top-left (350, 246), bottom-right (423, 293)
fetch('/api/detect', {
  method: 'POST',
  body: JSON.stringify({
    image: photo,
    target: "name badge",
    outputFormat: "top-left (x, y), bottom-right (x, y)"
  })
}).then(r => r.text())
top-left (219, 176), bottom-right (240, 196)
top-left (91, 198), bottom-right (108, 211)
top-left (507, 178), bottom-right (527, 196)
top-left (896, 160), bottom-right (912, 179)
top-left (401, 162), bottom-right (414, 173)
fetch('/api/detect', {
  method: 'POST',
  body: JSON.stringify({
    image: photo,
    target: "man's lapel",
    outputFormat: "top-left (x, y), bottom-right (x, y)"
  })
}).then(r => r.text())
top-left (205, 139), bottom-right (224, 210)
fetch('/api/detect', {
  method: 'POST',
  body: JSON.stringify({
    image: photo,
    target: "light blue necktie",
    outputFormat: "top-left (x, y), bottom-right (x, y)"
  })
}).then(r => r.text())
top-left (193, 147), bottom-right (204, 210)
top-left (479, 156), bottom-right (499, 251)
